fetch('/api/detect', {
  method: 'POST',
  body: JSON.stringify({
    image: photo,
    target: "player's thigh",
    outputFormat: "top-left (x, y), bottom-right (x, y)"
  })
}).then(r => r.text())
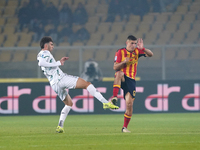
top-left (75, 77), bottom-right (91, 89)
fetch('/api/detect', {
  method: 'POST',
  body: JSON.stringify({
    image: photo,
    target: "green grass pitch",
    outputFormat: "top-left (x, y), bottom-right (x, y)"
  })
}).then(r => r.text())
top-left (0, 113), bottom-right (200, 150)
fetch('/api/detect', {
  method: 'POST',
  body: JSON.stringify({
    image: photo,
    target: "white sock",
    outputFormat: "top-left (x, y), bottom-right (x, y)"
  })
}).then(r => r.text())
top-left (86, 84), bottom-right (108, 103)
top-left (58, 105), bottom-right (71, 127)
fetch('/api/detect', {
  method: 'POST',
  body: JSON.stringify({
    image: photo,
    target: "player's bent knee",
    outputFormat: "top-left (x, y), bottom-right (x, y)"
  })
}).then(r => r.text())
top-left (87, 81), bottom-right (91, 85)
top-left (66, 101), bottom-right (73, 107)
top-left (85, 82), bottom-right (91, 88)
top-left (116, 71), bottom-right (124, 79)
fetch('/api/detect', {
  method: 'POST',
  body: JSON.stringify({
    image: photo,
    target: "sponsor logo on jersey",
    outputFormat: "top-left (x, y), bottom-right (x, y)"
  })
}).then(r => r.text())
top-left (114, 56), bottom-right (117, 61)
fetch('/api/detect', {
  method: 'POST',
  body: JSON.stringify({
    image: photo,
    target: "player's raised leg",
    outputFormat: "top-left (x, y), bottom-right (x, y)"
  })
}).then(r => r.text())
top-left (75, 77), bottom-right (119, 109)
top-left (111, 71), bottom-right (125, 105)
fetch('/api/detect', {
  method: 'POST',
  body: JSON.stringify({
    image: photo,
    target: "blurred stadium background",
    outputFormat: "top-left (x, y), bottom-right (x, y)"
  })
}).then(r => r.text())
top-left (0, 0), bottom-right (199, 81)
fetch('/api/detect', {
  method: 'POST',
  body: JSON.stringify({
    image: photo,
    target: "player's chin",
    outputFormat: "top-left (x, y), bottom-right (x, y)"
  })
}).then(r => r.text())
top-left (131, 48), bottom-right (135, 51)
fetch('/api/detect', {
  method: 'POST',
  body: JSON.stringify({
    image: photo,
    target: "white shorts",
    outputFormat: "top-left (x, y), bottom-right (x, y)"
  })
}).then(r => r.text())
top-left (51, 74), bottom-right (79, 101)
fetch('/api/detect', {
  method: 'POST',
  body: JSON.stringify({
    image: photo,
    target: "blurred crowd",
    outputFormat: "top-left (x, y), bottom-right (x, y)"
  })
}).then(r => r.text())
top-left (17, 0), bottom-right (180, 45)
top-left (105, 0), bottom-right (181, 22)
top-left (18, 0), bottom-right (89, 44)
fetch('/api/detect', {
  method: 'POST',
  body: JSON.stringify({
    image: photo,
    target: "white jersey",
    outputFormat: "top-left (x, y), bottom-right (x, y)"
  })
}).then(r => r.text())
top-left (37, 50), bottom-right (65, 85)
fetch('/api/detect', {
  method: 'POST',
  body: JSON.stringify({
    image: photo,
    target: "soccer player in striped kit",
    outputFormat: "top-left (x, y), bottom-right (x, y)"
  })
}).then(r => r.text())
top-left (37, 36), bottom-right (119, 133)
top-left (111, 35), bottom-right (153, 132)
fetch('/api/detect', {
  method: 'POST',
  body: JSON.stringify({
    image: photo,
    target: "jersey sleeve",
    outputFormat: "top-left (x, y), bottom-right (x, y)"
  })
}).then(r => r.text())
top-left (37, 53), bottom-right (61, 67)
top-left (138, 49), bottom-right (146, 58)
top-left (114, 50), bottom-right (122, 63)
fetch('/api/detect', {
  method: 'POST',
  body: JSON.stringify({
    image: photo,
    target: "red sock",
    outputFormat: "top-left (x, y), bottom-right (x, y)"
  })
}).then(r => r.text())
top-left (113, 84), bottom-right (120, 97)
top-left (123, 113), bottom-right (132, 128)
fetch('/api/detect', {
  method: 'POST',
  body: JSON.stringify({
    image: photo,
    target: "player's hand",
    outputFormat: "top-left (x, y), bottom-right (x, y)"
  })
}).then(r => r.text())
top-left (60, 57), bottom-right (69, 65)
top-left (123, 57), bottom-right (130, 64)
top-left (137, 38), bottom-right (144, 50)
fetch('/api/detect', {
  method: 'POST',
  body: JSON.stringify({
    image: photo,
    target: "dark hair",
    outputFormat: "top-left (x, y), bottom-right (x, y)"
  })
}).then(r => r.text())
top-left (127, 35), bottom-right (137, 41)
top-left (40, 36), bottom-right (53, 49)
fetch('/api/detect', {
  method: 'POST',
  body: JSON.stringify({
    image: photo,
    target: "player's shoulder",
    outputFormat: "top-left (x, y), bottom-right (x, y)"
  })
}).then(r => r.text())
top-left (135, 47), bottom-right (143, 51)
top-left (41, 50), bottom-right (50, 54)
top-left (37, 50), bottom-right (50, 58)
top-left (116, 47), bottom-right (126, 53)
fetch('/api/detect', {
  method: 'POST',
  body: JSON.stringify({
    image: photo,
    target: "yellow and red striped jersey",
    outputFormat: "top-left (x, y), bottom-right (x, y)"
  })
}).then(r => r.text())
top-left (114, 47), bottom-right (146, 79)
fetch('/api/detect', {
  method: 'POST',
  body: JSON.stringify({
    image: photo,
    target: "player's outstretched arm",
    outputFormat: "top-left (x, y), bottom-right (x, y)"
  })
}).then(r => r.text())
top-left (144, 48), bottom-right (153, 57)
top-left (38, 57), bottom-right (62, 67)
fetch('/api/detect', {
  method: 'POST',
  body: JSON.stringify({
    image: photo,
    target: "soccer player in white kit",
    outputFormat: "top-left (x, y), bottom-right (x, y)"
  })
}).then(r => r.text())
top-left (37, 36), bottom-right (119, 133)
